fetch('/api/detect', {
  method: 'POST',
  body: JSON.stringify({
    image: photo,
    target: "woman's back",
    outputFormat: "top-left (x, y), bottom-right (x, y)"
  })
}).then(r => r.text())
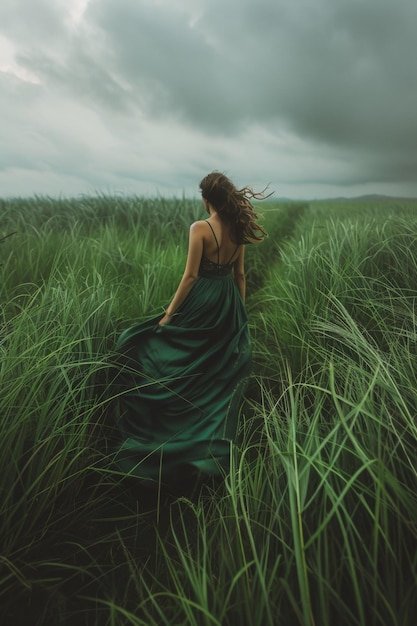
top-left (201, 217), bottom-right (241, 265)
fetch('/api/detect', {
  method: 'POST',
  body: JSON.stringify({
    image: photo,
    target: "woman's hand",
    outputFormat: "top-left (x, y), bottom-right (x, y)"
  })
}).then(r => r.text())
top-left (158, 312), bottom-right (172, 327)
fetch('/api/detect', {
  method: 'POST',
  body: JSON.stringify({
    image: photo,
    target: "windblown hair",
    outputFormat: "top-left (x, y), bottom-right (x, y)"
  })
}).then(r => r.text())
top-left (199, 171), bottom-right (270, 244)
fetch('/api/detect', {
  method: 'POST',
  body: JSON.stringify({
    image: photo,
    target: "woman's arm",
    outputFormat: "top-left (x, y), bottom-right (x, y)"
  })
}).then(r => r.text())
top-left (233, 246), bottom-right (246, 302)
top-left (158, 221), bottom-right (204, 326)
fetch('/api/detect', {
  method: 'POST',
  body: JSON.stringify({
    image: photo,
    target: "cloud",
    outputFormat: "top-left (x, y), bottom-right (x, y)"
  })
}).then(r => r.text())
top-left (1, 0), bottom-right (417, 197)
top-left (76, 0), bottom-right (417, 145)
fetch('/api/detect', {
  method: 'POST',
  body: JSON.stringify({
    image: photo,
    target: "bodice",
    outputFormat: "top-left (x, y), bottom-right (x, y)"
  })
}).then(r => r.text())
top-left (198, 255), bottom-right (234, 277)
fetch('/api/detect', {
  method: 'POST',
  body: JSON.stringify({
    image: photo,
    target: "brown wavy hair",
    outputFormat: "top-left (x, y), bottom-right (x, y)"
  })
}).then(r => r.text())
top-left (199, 171), bottom-right (270, 244)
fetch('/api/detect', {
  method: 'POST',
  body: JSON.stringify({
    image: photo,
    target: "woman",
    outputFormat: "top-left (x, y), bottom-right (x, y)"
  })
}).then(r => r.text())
top-left (113, 172), bottom-right (268, 486)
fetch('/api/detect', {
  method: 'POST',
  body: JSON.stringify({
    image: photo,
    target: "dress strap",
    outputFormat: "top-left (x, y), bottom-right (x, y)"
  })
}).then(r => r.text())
top-left (205, 220), bottom-right (220, 264)
top-left (227, 245), bottom-right (240, 265)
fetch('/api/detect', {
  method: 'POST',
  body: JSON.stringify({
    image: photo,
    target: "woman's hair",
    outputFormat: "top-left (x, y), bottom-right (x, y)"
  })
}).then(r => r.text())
top-left (199, 171), bottom-right (270, 244)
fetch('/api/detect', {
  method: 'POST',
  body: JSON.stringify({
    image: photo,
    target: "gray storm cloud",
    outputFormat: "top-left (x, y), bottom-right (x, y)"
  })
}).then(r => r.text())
top-left (1, 0), bottom-right (417, 196)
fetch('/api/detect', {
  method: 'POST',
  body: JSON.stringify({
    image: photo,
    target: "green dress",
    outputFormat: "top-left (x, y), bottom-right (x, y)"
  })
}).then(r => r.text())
top-left (113, 224), bottom-right (251, 486)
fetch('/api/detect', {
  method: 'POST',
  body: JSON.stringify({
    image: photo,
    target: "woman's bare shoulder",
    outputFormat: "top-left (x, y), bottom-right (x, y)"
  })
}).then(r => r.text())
top-left (190, 220), bottom-right (208, 232)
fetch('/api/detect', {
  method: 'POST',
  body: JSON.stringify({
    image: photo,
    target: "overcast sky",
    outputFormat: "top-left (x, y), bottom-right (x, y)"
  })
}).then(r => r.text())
top-left (1, 0), bottom-right (417, 199)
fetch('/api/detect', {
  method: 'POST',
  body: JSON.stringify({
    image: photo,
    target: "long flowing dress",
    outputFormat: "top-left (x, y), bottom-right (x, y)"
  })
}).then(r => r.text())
top-left (112, 225), bottom-right (252, 486)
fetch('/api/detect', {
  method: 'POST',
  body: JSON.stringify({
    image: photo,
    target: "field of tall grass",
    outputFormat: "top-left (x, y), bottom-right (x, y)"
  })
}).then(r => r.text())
top-left (1, 194), bottom-right (417, 625)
